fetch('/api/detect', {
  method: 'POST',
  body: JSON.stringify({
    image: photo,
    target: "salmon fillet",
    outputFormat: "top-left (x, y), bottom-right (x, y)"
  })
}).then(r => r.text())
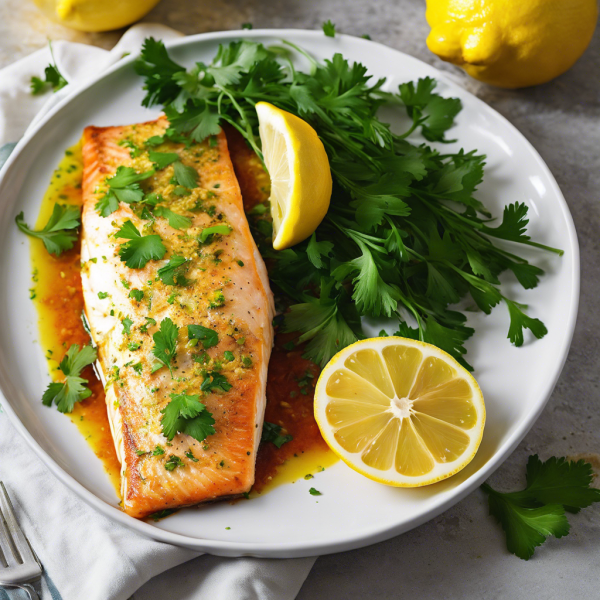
top-left (80, 117), bottom-right (274, 518)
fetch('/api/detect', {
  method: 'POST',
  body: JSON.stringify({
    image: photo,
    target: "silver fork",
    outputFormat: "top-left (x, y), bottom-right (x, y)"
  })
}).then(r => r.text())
top-left (0, 482), bottom-right (42, 600)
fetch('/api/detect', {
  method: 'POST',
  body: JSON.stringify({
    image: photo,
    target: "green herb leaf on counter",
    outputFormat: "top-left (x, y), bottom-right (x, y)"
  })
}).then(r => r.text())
top-left (16, 204), bottom-right (80, 257)
top-left (135, 38), bottom-right (562, 369)
top-left (187, 324), bottom-right (219, 349)
top-left (151, 317), bottom-right (179, 375)
top-left (115, 219), bottom-right (166, 268)
top-left (42, 344), bottom-right (97, 413)
top-left (161, 392), bottom-right (216, 443)
top-left (481, 455), bottom-right (600, 560)
top-left (261, 422), bottom-right (293, 449)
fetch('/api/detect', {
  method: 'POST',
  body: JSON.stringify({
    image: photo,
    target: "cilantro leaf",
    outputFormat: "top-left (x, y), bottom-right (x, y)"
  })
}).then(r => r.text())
top-left (148, 150), bottom-right (180, 169)
top-left (153, 206), bottom-right (192, 230)
top-left (95, 167), bottom-right (154, 217)
top-left (481, 455), bottom-right (600, 560)
top-left (504, 298), bottom-right (548, 346)
top-left (30, 54), bottom-right (67, 95)
top-left (16, 204), bottom-right (80, 256)
top-left (158, 255), bottom-right (192, 286)
top-left (161, 392), bottom-right (216, 442)
top-left (152, 317), bottom-right (179, 375)
top-left (200, 371), bottom-right (232, 393)
top-left (173, 161), bottom-right (198, 189)
top-left (322, 20), bottom-right (336, 37)
top-left (115, 219), bottom-right (166, 268)
top-left (41, 344), bottom-right (97, 413)
top-left (261, 422), bottom-right (293, 448)
top-left (187, 324), bottom-right (219, 349)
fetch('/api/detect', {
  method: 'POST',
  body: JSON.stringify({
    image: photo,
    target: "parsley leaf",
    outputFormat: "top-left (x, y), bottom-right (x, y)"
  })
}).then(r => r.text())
top-left (16, 204), bottom-right (80, 256)
top-left (121, 317), bottom-right (133, 335)
top-left (164, 455), bottom-right (186, 471)
top-left (153, 206), bottom-right (192, 230)
top-left (322, 20), bottom-right (336, 37)
top-left (481, 455), bottom-right (600, 560)
top-left (200, 371), bottom-right (232, 393)
top-left (199, 225), bottom-right (232, 243)
top-left (173, 161), bottom-right (198, 188)
top-left (261, 422), bottom-right (293, 448)
top-left (187, 324), bottom-right (219, 349)
top-left (152, 317), bottom-right (179, 375)
top-left (309, 487), bottom-right (322, 496)
top-left (504, 298), bottom-right (548, 346)
top-left (30, 47), bottom-right (68, 95)
top-left (148, 150), bottom-right (179, 170)
top-left (160, 392), bottom-right (216, 442)
top-left (42, 344), bottom-right (97, 413)
top-left (158, 255), bottom-right (193, 286)
top-left (95, 167), bottom-right (154, 217)
top-left (115, 220), bottom-right (166, 268)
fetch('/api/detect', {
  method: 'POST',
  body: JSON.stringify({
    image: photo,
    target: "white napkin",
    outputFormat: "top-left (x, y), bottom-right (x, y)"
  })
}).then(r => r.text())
top-left (0, 24), bottom-right (316, 600)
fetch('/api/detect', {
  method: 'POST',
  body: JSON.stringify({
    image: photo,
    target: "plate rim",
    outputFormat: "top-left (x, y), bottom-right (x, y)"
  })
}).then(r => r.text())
top-left (0, 28), bottom-right (580, 557)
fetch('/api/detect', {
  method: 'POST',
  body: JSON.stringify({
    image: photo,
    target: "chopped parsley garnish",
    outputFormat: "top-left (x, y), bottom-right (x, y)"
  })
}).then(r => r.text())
top-left (140, 316), bottom-right (156, 333)
top-left (261, 422), bottom-right (293, 449)
top-left (135, 38), bottom-right (562, 370)
top-left (153, 206), bottom-right (192, 230)
top-left (153, 445), bottom-right (165, 456)
top-left (482, 455), bottom-right (600, 560)
top-left (173, 161), bottom-right (198, 188)
top-left (128, 341), bottom-right (141, 351)
top-left (129, 289), bottom-right (144, 302)
top-left (200, 371), bottom-right (232, 393)
top-left (242, 356), bottom-right (252, 368)
top-left (98, 291), bottom-right (109, 299)
top-left (158, 255), bottom-right (193, 286)
top-left (185, 450), bottom-right (199, 462)
top-left (322, 20), bottom-right (336, 37)
top-left (115, 219), bottom-right (166, 268)
top-left (121, 317), bottom-right (133, 335)
top-left (309, 488), bottom-right (322, 496)
top-left (164, 455), bottom-right (185, 471)
top-left (199, 225), bottom-right (232, 244)
top-left (118, 139), bottom-right (142, 158)
top-left (224, 351), bottom-right (234, 361)
top-left (161, 392), bottom-right (216, 443)
top-left (42, 344), bottom-right (97, 413)
top-left (187, 324), bottom-right (219, 349)
top-left (95, 167), bottom-right (154, 217)
top-left (208, 290), bottom-right (225, 309)
top-left (16, 204), bottom-right (80, 256)
top-left (148, 150), bottom-right (179, 169)
top-left (151, 317), bottom-right (179, 375)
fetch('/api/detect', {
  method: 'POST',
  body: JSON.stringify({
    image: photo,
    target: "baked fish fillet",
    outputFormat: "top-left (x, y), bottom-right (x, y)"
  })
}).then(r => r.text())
top-left (80, 117), bottom-right (274, 518)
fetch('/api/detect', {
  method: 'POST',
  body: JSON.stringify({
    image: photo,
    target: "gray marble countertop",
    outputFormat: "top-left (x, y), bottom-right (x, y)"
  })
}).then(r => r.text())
top-left (3, 1), bottom-right (599, 598)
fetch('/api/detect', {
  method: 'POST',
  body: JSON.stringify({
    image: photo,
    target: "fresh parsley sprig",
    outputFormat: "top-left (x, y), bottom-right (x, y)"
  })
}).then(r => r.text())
top-left (30, 43), bottom-right (67, 95)
top-left (95, 166), bottom-right (155, 217)
top-left (42, 344), bottom-right (97, 413)
top-left (482, 455), bottom-right (600, 560)
top-left (16, 204), bottom-right (80, 257)
top-left (135, 38), bottom-right (562, 369)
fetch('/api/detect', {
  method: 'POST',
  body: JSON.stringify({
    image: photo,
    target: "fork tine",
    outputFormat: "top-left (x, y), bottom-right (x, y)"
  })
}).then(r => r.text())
top-left (0, 483), bottom-right (37, 567)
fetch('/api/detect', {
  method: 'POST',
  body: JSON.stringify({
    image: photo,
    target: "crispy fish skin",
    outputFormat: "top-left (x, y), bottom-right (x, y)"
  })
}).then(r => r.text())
top-left (80, 117), bottom-right (274, 518)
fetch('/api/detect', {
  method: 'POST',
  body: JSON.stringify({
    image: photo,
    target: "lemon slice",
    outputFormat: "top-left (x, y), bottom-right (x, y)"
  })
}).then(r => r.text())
top-left (255, 102), bottom-right (332, 250)
top-left (314, 337), bottom-right (485, 486)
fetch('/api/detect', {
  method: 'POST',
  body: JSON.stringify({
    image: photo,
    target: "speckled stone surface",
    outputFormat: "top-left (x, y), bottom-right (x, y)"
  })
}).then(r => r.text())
top-left (3, 1), bottom-right (600, 598)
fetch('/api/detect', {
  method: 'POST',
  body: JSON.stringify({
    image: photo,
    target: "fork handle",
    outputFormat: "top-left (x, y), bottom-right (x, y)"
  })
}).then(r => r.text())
top-left (3, 583), bottom-right (40, 600)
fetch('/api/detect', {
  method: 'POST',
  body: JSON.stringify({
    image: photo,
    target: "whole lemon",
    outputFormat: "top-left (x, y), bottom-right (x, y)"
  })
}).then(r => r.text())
top-left (33, 0), bottom-right (162, 32)
top-left (426, 0), bottom-right (598, 88)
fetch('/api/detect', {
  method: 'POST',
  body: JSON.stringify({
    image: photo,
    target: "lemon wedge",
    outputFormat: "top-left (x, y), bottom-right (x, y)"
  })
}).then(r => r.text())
top-left (255, 102), bottom-right (332, 250)
top-left (314, 337), bottom-right (485, 486)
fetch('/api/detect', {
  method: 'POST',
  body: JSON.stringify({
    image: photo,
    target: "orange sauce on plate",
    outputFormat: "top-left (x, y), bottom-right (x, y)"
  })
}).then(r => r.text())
top-left (29, 133), bottom-right (336, 503)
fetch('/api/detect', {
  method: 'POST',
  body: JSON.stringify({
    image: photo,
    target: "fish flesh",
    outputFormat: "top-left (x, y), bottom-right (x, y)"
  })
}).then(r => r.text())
top-left (80, 116), bottom-right (274, 518)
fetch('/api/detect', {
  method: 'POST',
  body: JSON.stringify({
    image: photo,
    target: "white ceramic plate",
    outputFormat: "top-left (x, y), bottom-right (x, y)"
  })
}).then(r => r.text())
top-left (0, 30), bottom-right (579, 558)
